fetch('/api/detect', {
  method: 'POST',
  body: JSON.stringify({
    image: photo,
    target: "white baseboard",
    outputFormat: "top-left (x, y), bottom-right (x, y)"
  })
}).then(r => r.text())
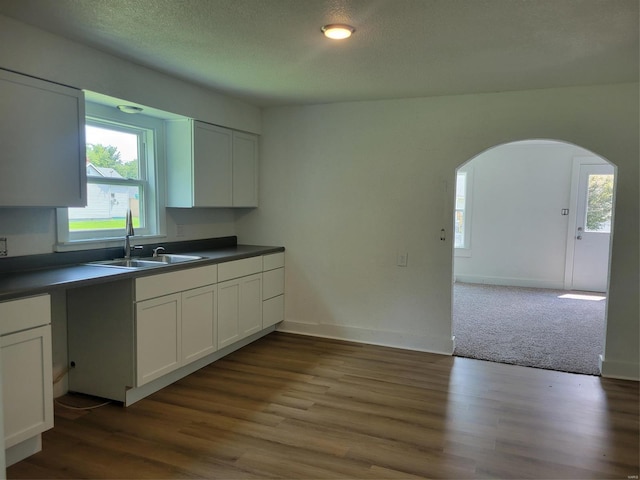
top-left (454, 274), bottom-right (565, 290)
top-left (600, 355), bottom-right (640, 381)
top-left (276, 320), bottom-right (454, 355)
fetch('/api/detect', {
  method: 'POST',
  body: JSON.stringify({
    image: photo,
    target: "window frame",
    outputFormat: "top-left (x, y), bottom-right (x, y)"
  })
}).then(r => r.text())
top-left (56, 101), bottom-right (166, 250)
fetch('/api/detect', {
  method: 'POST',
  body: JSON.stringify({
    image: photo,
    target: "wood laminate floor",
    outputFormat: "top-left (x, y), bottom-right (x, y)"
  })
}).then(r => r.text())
top-left (8, 332), bottom-right (639, 479)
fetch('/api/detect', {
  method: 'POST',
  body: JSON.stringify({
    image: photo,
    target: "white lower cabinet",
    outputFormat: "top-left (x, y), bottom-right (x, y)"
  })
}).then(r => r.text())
top-left (135, 293), bottom-right (182, 386)
top-left (0, 295), bottom-right (53, 466)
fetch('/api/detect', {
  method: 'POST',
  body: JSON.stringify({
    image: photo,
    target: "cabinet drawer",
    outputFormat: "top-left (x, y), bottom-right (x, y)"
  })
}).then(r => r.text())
top-left (136, 265), bottom-right (217, 301)
top-left (0, 295), bottom-right (51, 335)
top-left (263, 252), bottom-right (284, 271)
top-left (218, 256), bottom-right (262, 282)
top-left (263, 267), bottom-right (284, 300)
top-left (263, 295), bottom-right (284, 328)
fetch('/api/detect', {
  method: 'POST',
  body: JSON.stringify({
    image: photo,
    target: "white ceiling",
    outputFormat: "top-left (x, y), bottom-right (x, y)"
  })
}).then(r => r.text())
top-left (0, 0), bottom-right (637, 107)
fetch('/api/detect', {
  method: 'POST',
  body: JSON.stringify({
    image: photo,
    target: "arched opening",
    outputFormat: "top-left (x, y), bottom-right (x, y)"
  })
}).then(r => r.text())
top-left (451, 139), bottom-right (616, 375)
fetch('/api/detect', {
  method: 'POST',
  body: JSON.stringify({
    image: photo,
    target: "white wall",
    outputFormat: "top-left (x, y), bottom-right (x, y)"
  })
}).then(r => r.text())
top-left (236, 83), bottom-right (639, 380)
top-left (454, 142), bottom-right (606, 289)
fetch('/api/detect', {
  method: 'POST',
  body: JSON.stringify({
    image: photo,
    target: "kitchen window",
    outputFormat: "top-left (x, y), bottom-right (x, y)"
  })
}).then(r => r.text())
top-left (454, 167), bottom-right (473, 256)
top-left (57, 101), bottom-right (165, 247)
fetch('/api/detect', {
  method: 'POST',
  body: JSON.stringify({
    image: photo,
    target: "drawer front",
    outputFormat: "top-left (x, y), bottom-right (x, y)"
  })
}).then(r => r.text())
top-left (0, 294), bottom-right (51, 335)
top-left (262, 267), bottom-right (284, 300)
top-left (263, 295), bottom-right (284, 328)
top-left (263, 252), bottom-right (284, 271)
top-left (136, 265), bottom-right (217, 301)
top-left (218, 256), bottom-right (262, 282)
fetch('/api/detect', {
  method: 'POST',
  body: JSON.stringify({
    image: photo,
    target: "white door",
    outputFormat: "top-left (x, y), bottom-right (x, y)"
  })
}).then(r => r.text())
top-left (571, 164), bottom-right (614, 292)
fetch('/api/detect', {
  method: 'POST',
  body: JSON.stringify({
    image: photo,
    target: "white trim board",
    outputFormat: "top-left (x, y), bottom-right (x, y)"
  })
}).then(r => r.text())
top-left (277, 320), bottom-right (455, 355)
top-left (599, 355), bottom-right (640, 381)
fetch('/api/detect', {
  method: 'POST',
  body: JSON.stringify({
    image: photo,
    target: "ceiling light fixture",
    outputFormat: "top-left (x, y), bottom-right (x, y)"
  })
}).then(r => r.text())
top-left (321, 24), bottom-right (355, 40)
top-left (116, 105), bottom-right (143, 114)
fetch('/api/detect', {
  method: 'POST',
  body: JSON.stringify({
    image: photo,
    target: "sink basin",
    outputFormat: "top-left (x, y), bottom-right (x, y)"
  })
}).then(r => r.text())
top-left (87, 258), bottom-right (163, 269)
top-left (140, 254), bottom-right (203, 264)
top-left (87, 254), bottom-right (203, 270)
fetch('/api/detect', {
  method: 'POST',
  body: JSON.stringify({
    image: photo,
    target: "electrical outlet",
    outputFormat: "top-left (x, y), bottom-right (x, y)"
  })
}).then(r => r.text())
top-left (0, 237), bottom-right (7, 256)
top-left (176, 224), bottom-right (185, 237)
top-left (397, 252), bottom-right (408, 267)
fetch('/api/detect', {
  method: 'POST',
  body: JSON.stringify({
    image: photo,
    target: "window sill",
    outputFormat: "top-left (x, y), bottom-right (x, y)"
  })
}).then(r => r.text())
top-left (454, 248), bottom-right (472, 258)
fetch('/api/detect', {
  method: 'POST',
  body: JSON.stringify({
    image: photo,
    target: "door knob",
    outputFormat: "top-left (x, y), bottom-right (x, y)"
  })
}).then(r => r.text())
top-left (577, 235), bottom-right (583, 240)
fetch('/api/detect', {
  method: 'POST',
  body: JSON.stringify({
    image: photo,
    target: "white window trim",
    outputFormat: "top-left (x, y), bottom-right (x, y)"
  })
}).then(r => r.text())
top-left (454, 166), bottom-right (473, 258)
top-left (56, 101), bottom-right (167, 251)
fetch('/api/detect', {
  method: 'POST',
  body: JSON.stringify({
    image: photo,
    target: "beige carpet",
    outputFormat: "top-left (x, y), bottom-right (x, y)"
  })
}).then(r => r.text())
top-left (452, 282), bottom-right (606, 375)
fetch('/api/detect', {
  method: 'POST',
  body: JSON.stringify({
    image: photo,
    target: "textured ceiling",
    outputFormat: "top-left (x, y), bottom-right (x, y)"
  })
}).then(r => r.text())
top-left (0, 0), bottom-right (637, 107)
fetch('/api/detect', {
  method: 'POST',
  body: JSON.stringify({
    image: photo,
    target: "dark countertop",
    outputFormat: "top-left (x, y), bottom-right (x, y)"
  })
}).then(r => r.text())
top-left (0, 243), bottom-right (284, 302)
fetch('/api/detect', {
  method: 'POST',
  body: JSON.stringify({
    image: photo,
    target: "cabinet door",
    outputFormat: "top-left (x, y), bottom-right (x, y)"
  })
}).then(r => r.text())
top-left (232, 131), bottom-right (258, 207)
top-left (217, 279), bottom-right (241, 349)
top-left (193, 121), bottom-right (232, 207)
top-left (1, 325), bottom-right (53, 448)
top-left (136, 294), bottom-right (181, 386)
top-left (182, 285), bottom-right (217, 364)
top-left (0, 69), bottom-right (85, 207)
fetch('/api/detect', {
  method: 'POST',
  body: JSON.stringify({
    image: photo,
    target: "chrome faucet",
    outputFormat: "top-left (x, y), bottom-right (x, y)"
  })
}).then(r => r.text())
top-left (124, 209), bottom-right (136, 259)
top-left (152, 246), bottom-right (166, 258)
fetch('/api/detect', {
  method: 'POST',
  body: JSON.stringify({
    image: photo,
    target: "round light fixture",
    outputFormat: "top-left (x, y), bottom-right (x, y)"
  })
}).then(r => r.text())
top-left (116, 105), bottom-right (143, 114)
top-left (321, 24), bottom-right (355, 40)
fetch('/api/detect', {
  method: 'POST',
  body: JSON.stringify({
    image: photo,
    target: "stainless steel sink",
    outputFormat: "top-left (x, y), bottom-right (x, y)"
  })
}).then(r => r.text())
top-left (140, 254), bottom-right (203, 264)
top-left (87, 254), bottom-right (203, 269)
top-left (87, 258), bottom-right (164, 269)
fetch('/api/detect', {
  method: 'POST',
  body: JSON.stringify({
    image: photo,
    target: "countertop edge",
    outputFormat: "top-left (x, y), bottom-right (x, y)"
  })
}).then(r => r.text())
top-left (0, 245), bottom-right (285, 302)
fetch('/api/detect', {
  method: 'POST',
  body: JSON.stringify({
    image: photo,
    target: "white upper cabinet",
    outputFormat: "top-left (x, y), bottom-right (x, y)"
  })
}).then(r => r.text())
top-left (166, 119), bottom-right (258, 208)
top-left (0, 68), bottom-right (86, 207)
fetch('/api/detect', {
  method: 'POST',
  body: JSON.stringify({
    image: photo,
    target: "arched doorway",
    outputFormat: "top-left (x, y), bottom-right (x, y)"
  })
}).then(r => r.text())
top-left (451, 139), bottom-right (616, 375)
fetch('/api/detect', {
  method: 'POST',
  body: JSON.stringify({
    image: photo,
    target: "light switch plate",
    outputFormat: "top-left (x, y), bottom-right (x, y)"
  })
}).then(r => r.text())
top-left (0, 237), bottom-right (7, 257)
top-left (397, 252), bottom-right (408, 267)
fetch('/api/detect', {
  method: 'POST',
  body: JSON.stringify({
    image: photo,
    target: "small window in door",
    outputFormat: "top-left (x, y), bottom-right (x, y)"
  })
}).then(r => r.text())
top-left (585, 174), bottom-right (613, 233)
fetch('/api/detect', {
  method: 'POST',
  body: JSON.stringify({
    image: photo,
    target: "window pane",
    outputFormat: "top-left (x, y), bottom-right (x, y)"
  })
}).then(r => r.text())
top-left (454, 210), bottom-right (465, 248)
top-left (455, 171), bottom-right (467, 248)
top-left (455, 173), bottom-right (466, 209)
top-left (69, 184), bottom-right (142, 232)
top-left (585, 174), bottom-right (613, 233)
top-left (86, 125), bottom-right (139, 179)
